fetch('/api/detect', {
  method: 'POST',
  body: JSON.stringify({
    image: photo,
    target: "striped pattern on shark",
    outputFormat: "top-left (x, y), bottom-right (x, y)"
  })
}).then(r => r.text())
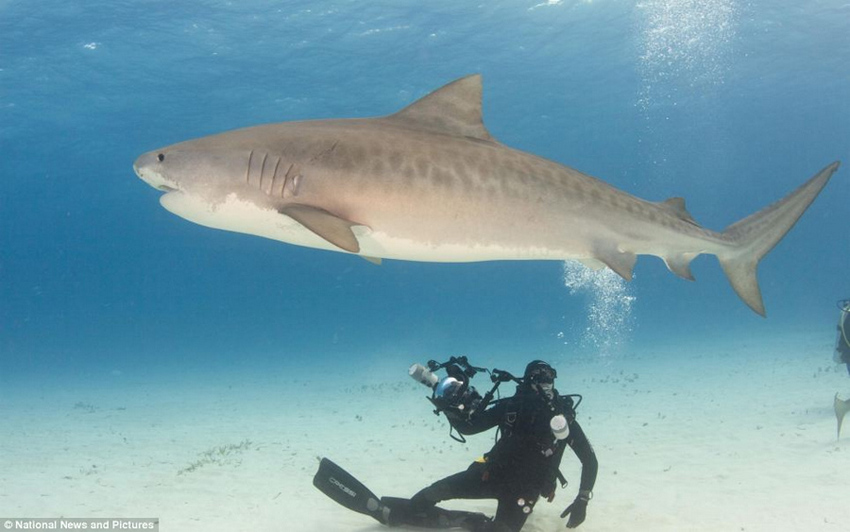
top-left (133, 75), bottom-right (839, 316)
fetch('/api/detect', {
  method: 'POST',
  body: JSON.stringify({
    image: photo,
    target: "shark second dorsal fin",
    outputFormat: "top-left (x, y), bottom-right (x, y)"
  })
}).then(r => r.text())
top-left (388, 75), bottom-right (494, 141)
top-left (659, 197), bottom-right (700, 226)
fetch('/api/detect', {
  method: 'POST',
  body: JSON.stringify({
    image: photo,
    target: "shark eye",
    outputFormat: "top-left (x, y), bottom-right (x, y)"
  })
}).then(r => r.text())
top-left (157, 153), bottom-right (165, 162)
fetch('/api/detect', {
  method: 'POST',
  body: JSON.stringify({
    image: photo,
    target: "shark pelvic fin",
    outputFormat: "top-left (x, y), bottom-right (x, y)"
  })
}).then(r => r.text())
top-left (594, 245), bottom-right (636, 281)
top-left (388, 75), bottom-right (494, 142)
top-left (718, 161), bottom-right (839, 317)
top-left (279, 204), bottom-right (362, 253)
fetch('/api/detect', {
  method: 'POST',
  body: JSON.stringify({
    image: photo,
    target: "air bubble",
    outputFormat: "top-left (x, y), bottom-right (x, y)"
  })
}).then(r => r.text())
top-left (560, 261), bottom-right (635, 357)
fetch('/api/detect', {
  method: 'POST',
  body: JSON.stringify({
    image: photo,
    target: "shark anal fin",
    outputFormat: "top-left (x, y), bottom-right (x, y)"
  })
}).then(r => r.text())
top-left (279, 204), bottom-right (361, 253)
top-left (664, 253), bottom-right (698, 281)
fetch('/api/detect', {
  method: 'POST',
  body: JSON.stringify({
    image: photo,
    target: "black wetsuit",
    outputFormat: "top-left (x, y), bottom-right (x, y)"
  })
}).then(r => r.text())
top-left (837, 310), bottom-right (850, 375)
top-left (394, 386), bottom-right (598, 531)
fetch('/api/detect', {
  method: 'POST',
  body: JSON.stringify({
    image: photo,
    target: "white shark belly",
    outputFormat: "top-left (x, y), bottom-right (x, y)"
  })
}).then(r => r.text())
top-left (160, 191), bottom-right (341, 253)
top-left (160, 191), bottom-right (581, 262)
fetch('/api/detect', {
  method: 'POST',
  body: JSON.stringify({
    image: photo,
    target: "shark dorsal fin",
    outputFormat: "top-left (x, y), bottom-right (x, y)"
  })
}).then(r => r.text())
top-left (388, 75), bottom-right (494, 141)
top-left (659, 197), bottom-right (700, 226)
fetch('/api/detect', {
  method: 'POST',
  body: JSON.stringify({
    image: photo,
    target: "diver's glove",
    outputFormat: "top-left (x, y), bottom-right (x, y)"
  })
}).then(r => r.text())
top-left (561, 490), bottom-right (591, 528)
top-left (542, 479), bottom-right (557, 503)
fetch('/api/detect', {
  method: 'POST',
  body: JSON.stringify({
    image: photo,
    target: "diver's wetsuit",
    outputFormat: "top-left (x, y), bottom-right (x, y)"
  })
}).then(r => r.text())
top-left (394, 386), bottom-right (598, 531)
top-left (836, 310), bottom-right (850, 375)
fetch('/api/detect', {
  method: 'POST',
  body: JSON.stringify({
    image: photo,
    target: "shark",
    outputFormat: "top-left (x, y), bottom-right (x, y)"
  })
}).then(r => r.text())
top-left (133, 75), bottom-right (839, 316)
top-left (835, 393), bottom-right (850, 440)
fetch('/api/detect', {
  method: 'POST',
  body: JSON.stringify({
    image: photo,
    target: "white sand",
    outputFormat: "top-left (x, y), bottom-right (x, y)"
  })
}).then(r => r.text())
top-left (2, 330), bottom-right (849, 532)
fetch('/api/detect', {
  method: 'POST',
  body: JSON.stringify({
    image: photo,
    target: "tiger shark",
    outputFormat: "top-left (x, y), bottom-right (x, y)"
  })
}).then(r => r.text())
top-left (133, 75), bottom-right (839, 316)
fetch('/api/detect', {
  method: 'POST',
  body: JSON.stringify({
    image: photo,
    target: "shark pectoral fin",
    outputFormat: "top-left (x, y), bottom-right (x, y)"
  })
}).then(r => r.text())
top-left (594, 245), bottom-right (636, 281)
top-left (279, 204), bottom-right (361, 253)
top-left (664, 253), bottom-right (698, 281)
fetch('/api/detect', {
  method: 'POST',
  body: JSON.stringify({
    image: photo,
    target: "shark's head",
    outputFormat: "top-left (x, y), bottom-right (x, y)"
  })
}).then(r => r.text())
top-left (133, 143), bottom-right (252, 198)
top-left (132, 137), bottom-right (347, 253)
top-left (133, 140), bottom-right (279, 226)
top-left (133, 138), bottom-right (277, 241)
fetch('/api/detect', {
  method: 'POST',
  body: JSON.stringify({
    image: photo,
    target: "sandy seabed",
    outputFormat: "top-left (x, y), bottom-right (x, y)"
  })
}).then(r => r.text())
top-left (2, 330), bottom-right (849, 532)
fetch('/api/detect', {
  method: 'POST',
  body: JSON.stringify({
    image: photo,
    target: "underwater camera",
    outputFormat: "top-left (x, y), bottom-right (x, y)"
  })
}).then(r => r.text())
top-left (409, 356), bottom-right (518, 442)
top-left (409, 356), bottom-right (584, 443)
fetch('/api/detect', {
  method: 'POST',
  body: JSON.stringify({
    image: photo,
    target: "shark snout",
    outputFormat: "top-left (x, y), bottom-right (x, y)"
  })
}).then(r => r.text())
top-left (133, 151), bottom-right (178, 192)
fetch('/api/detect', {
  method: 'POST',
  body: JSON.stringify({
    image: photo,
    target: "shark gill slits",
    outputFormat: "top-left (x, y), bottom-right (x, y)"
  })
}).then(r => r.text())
top-left (270, 157), bottom-right (283, 196)
top-left (246, 150), bottom-right (254, 184)
top-left (259, 152), bottom-right (269, 193)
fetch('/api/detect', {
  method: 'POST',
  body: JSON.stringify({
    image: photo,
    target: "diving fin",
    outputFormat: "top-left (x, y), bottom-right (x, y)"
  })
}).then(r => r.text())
top-left (313, 457), bottom-right (388, 524)
top-left (380, 497), bottom-right (492, 530)
top-left (313, 458), bottom-right (492, 529)
top-left (835, 393), bottom-right (850, 440)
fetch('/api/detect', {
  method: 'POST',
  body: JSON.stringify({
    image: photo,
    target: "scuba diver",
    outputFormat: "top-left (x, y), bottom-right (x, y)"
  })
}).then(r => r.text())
top-left (834, 299), bottom-right (850, 439)
top-left (314, 358), bottom-right (598, 531)
top-left (834, 298), bottom-right (850, 375)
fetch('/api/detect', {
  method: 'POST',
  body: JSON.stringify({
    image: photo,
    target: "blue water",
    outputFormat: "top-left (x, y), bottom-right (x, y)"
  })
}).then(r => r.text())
top-left (1, 0), bottom-right (848, 379)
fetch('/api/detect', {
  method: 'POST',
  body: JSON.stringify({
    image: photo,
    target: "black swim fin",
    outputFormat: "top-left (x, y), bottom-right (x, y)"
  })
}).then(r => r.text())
top-left (313, 457), bottom-right (389, 524)
top-left (380, 497), bottom-right (493, 530)
top-left (314, 459), bottom-right (494, 530)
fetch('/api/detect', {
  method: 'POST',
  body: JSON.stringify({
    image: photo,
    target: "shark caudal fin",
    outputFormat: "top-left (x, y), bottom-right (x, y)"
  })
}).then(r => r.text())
top-left (718, 161), bottom-right (839, 316)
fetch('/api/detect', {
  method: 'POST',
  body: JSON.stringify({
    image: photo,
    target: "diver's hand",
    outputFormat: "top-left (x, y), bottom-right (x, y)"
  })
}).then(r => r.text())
top-left (560, 494), bottom-right (589, 528)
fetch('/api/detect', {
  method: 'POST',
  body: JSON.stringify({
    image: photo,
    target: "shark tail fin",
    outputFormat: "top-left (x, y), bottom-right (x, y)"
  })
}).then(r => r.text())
top-left (716, 162), bottom-right (839, 316)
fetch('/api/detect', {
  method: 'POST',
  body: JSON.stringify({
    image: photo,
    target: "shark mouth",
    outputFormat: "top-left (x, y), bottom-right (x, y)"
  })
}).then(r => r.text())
top-left (136, 168), bottom-right (181, 195)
